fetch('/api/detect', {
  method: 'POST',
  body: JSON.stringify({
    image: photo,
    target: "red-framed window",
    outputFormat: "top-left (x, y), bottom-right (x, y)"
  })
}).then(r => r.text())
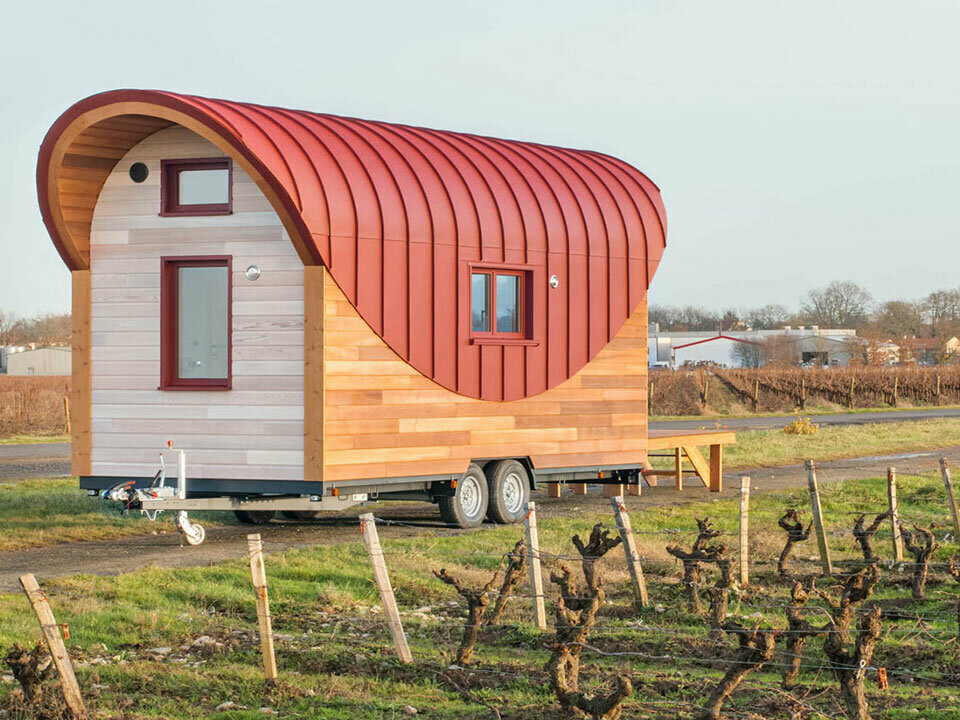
top-left (470, 267), bottom-right (532, 343)
top-left (160, 157), bottom-right (232, 216)
top-left (160, 256), bottom-right (232, 390)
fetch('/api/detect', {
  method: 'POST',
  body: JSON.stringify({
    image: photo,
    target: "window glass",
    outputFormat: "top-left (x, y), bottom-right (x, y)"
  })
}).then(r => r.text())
top-left (178, 266), bottom-right (229, 379)
top-left (496, 274), bottom-right (520, 333)
top-left (178, 168), bottom-right (230, 205)
top-left (471, 273), bottom-right (490, 332)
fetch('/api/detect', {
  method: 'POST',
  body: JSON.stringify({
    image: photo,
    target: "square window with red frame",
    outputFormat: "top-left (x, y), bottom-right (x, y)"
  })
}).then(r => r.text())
top-left (160, 257), bottom-right (232, 389)
top-left (160, 157), bottom-right (232, 216)
top-left (470, 268), bottom-right (530, 342)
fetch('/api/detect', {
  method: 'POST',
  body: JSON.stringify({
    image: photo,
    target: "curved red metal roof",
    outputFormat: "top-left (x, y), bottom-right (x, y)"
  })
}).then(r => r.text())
top-left (38, 90), bottom-right (666, 401)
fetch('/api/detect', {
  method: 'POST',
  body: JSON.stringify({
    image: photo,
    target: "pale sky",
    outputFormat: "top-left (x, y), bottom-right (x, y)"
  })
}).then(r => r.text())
top-left (2, 0), bottom-right (958, 318)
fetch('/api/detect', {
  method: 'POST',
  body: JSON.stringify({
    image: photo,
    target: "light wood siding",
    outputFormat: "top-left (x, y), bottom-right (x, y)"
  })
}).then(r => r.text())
top-left (70, 270), bottom-right (92, 476)
top-left (322, 269), bottom-right (648, 483)
top-left (89, 126), bottom-right (304, 480)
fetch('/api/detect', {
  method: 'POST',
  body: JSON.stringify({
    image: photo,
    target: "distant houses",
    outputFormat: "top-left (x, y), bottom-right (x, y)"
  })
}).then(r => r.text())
top-left (648, 324), bottom-right (958, 368)
top-left (0, 346), bottom-right (71, 375)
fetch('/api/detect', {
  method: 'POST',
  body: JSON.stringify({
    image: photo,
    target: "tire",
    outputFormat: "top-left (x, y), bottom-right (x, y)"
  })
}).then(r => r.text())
top-left (233, 510), bottom-right (276, 525)
top-left (439, 464), bottom-right (489, 528)
top-left (484, 459), bottom-right (530, 524)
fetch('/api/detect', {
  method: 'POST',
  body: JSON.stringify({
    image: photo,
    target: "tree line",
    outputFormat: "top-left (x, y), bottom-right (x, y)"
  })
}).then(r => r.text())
top-left (651, 280), bottom-right (960, 339)
top-left (0, 312), bottom-right (71, 347)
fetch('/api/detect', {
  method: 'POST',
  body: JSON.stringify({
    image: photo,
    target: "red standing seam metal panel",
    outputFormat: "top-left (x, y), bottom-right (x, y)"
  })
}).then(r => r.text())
top-left (37, 89), bottom-right (667, 402)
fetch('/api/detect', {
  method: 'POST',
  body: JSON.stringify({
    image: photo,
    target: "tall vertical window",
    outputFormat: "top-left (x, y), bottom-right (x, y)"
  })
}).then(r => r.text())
top-left (160, 257), bottom-right (232, 389)
top-left (470, 268), bottom-right (526, 341)
top-left (160, 157), bottom-right (232, 216)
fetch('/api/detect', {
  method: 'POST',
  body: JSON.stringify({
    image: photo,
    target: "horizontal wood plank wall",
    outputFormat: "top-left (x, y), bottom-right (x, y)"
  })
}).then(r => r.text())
top-left (89, 126), bottom-right (304, 480)
top-left (323, 271), bottom-right (648, 483)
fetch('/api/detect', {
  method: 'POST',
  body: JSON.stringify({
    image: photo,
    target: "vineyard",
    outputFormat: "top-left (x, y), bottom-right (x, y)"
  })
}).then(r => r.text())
top-left (650, 366), bottom-right (960, 416)
top-left (0, 376), bottom-right (69, 438)
top-left (3, 464), bottom-right (960, 718)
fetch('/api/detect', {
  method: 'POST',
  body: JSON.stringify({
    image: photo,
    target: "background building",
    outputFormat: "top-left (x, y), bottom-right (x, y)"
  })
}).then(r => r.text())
top-left (5, 347), bottom-right (71, 375)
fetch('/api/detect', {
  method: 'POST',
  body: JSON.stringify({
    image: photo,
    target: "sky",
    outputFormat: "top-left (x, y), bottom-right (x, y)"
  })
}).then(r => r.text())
top-left (2, 0), bottom-right (958, 318)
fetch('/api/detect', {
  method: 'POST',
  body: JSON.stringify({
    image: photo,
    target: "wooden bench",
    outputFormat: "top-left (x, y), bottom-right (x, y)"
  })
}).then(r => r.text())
top-left (644, 428), bottom-right (737, 492)
top-left (544, 428), bottom-right (737, 498)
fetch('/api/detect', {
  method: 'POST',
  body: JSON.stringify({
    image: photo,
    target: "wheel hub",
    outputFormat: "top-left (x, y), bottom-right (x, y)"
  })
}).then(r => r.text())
top-left (459, 475), bottom-right (483, 517)
top-left (503, 472), bottom-right (524, 514)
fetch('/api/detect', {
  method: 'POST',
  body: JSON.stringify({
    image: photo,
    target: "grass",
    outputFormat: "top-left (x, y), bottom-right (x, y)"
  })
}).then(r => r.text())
top-left (4, 419), bottom-right (960, 553)
top-left (0, 434), bottom-right (69, 445)
top-left (652, 417), bottom-right (960, 470)
top-left (0, 478), bottom-right (232, 551)
top-left (650, 403), bottom-right (960, 422)
top-left (1, 472), bottom-right (959, 718)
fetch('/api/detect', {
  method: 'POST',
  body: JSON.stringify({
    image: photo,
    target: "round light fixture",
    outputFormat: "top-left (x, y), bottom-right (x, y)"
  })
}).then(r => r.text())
top-left (549, 274), bottom-right (560, 289)
top-left (129, 162), bottom-right (149, 183)
top-left (245, 265), bottom-right (262, 281)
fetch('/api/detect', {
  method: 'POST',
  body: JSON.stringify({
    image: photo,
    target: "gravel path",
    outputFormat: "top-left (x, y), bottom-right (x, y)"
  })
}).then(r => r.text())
top-left (0, 442), bottom-right (70, 481)
top-left (2, 444), bottom-right (959, 592)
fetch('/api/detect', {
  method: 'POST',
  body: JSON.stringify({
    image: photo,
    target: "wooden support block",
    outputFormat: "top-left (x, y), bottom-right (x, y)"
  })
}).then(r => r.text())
top-left (674, 448), bottom-right (683, 491)
top-left (360, 513), bottom-right (413, 662)
top-left (626, 481), bottom-right (641, 497)
top-left (547, 483), bottom-right (561, 499)
top-left (611, 496), bottom-right (649, 608)
top-left (571, 483), bottom-right (588, 495)
top-left (20, 573), bottom-right (86, 718)
top-left (887, 467), bottom-right (903, 562)
top-left (524, 502), bottom-right (547, 630)
top-left (805, 460), bottom-right (833, 574)
top-left (709, 443), bottom-right (723, 492)
top-left (941, 458), bottom-right (960, 542)
top-left (247, 534), bottom-right (278, 679)
top-left (738, 476), bottom-right (751, 587)
top-left (602, 482), bottom-right (623, 497)
top-left (682, 446), bottom-right (711, 488)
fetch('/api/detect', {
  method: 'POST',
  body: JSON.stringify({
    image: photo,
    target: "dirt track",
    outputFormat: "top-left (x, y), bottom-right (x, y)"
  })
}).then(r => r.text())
top-left (2, 445), bottom-right (959, 592)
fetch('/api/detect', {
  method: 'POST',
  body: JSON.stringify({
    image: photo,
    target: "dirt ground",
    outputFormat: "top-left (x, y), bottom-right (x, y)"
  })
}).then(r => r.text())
top-left (2, 444), bottom-right (959, 592)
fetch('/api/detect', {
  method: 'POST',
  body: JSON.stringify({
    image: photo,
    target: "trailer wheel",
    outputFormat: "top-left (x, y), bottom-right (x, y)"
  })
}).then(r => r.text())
top-left (485, 459), bottom-right (530, 524)
top-left (439, 464), bottom-right (488, 528)
top-left (233, 510), bottom-right (276, 525)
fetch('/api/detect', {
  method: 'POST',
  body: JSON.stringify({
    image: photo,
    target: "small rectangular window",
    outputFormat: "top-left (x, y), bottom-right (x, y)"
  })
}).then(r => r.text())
top-left (470, 268), bottom-right (527, 341)
top-left (160, 256), bottom-right (232, 389)
top-left (160, 158), bottom-right (232, 216)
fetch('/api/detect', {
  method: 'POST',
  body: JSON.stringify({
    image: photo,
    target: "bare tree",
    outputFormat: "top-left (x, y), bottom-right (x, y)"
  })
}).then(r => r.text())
top-left (697, 621), bottom-right (777, 720)
top-left (900, 524), bottom-right (938, 599)
top-left (744, 303), bottom-right (791, 330)
top-left (777, 509), bottom-right (812, 576)
top-left (852, 512), bottom-right (890, 564)
top-left (800, 281), bottom-right (873, 328)
top-left (433, 568), bottom-right (500, 666)
top-left (547, 524), bottom-right (631, 720)
top-left (732, 339), bottom-right (765, 368)
top-left (666, 517), bottom-right (724, 614)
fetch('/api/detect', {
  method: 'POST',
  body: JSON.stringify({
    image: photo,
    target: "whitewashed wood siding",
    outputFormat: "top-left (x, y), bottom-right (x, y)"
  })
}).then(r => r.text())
top-left (89, 126), bottom-right (304, 480)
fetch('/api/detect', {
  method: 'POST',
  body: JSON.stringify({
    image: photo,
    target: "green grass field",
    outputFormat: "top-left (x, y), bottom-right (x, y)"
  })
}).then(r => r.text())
top-left (4, 419), bottom-right (960, 553)
top-left (2, 471), bottom-right (959, 718)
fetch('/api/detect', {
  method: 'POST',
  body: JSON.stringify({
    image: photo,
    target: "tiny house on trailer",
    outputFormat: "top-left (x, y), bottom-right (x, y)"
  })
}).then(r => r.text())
top-left (37, 89), bottom-right (668, 537)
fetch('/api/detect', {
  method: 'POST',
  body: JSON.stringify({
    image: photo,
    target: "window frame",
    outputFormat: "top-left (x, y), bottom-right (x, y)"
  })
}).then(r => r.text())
top-left (160, 157), bottom-right (233, 217)
top-left (468, 264), bottom-right (536, 345)
top-left (159, 255), bottom-right (233, 390)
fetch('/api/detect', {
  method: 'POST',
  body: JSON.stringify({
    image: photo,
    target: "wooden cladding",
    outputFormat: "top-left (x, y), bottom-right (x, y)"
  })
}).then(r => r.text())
top-left (321, 269), bottom-right (648, 484)
top-left (304, 266), bottom-right (325, 482)
top-left (70, 270), bottom-right (92, 476)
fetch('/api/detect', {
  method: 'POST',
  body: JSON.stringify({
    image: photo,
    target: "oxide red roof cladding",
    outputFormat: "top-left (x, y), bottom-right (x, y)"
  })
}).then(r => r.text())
top-left (38, 90), bottom-right (667, 401)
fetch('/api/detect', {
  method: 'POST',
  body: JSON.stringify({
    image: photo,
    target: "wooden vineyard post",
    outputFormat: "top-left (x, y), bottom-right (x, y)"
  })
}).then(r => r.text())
top-left (738, 476), bottom-right (751, 587)
top-left (936, 375), bottom-right (941, 405)
top-left (246, 534), bottom-right (278, 679)
top-left (892, 376), bottom-right (899, 407)
top-left (805, 460), bottom-right (833, 574)
top-left (886, 467), bottom-right (903, 562)
top-left (524, 502), bottom-right (547, 630)
top-left (753, 379), bottom-right (759, 412)
top-left (849, 377), bottom-right (855, 409)
top-left (611, 496), bottom-right (649, 608)
top-left (359, 514), bottom-right (413, 663)
top-left (63, 396), bottom-right (70, 435)
top-left (940, 458), bottom-right (960, 542)
top-left (19, 574), bottom-right (85, 718)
